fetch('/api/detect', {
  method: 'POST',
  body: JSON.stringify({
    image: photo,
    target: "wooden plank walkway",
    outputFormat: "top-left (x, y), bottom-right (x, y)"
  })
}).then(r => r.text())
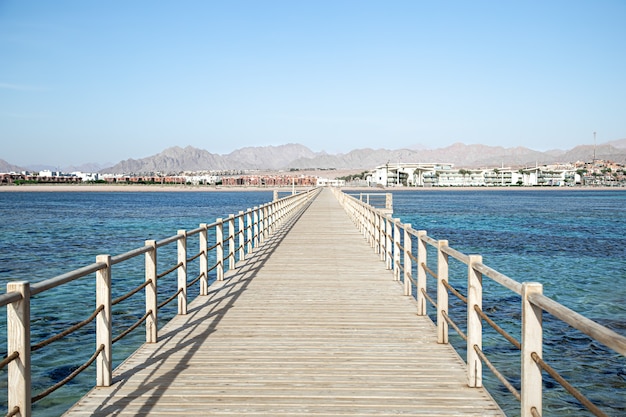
top-left (63, 188), bottom-right (504, 416)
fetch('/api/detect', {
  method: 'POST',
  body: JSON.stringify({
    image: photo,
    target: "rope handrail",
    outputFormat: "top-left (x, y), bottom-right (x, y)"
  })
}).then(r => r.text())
top-left (5, 405), bottom-right (19, 417)
top-left (421, 287), bottom-right (436, 308)
top-left (442, 310), bottom-right (467, 341)
top-left (406, 250), bottom-right (418, 263)
top-left (157, 261), bottom-right (183, 280)
top-left (474, 305), bottom-right (521, 350)
top-left (207, 241), bottom-right (220, 251)
top-left (474, 344), bottom-right (521, 401)
top-left (112, 280), bottom-right (151, 306)
top-left (31, 305), bottom-right (104, 353)
top-left (158, 288), bottom-right (183, 310)
top-left (531, 352), bottom-right (609, 417)
top-left (422, 262), bottom-right (437, 280)
top-left (405, 270), bottom-right (417, 286)
top-left (187, 250), bottom-right (203, 263)
top-left (113, 311), bottom-right (151, 344)
top-left (187, 272), bottom-right (204, 289)
top-left (0, 351), bottom-right (19, 371)
top-left (442, 279), bottom-right (467, 304)
top-left (32, 344), bottom-right (105, 403)
top-left (207, 261), bottom-right (220, 274)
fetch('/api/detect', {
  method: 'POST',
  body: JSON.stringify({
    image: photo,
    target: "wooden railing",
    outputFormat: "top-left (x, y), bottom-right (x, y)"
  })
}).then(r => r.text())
top-left (0, 188), bottom-right (320, 417)
top-left (333, 188), bottom-right (626, 417)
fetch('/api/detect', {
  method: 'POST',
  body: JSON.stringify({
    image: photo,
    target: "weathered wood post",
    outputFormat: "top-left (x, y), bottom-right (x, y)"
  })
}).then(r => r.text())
top-left (253, 207), bottom-right (259, 248)
top-left (393, 219), bottom-right (401, 281)
top-left (378, 214), bottom-right (387, 261)
top-left (437, 240), bottom-right (449, 344)
top-left (238, 211), bottom-right (245, 262)
top-left (199, 224), bottom-right (209, 296)
top-left (416, 230), bottom-right (428, 315)
top-left (7, 281), bottom-right (31, 417)
top-left (467, 255), bottom-right (483, 387)
top-left (246, 209), bottom-right (253, 254)
top-left (385, 216), bottom-right (392, 270)
top-left (95, 254), bottom-right (112, 387)
top-left (227, 215), bottom-right (235, 271)
top-left (177, 230), bottom-right (187, 315)
top-left (262, 205), bottom-right (269, 243)
top-left (403, 225), bottom-right (412, 296)
top-left (216, 218), bottom-right (224, 281)
top-left (522, 282), bottom-right (543, 417)
top-left (145, 240), bottom-right (158, 343)
top-left (375, 212), bottom-right (381, 255)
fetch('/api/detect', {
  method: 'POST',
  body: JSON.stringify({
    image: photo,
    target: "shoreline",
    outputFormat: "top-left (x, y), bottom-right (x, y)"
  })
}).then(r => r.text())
top-left (0, 184), bottom-right (623, 192)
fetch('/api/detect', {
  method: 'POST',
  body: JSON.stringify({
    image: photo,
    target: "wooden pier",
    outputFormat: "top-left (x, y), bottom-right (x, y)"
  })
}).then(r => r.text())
top-left (63, 188), bottom-right (502, 416)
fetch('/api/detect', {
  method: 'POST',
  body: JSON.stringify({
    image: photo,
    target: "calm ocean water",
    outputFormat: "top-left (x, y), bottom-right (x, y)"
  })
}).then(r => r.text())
top-left (0, 189), bottom-right (624, 416)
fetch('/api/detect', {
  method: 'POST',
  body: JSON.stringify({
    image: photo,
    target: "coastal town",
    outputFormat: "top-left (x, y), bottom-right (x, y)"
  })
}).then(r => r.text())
top-left (1, 158), bottom-right (624, 188)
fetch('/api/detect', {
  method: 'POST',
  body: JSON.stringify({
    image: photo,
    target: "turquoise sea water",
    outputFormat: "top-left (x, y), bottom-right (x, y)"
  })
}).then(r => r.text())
top-left (0, 189), bottom-right (624, 416)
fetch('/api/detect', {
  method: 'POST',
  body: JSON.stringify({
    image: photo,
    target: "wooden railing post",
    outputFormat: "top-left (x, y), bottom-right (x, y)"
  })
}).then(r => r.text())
top-left (96, 254), bottom-right (112, 387)
top-left (246, 209), bottom-right (253, 254)
top-left (145, 240), bottom-right (158, 343)
top-left (253, 207), bottom-right (260, 248)
top-left (7, 281), bottom-right (31, 417)
top-left (437, 240), bottom-right (449, 344)
top-left (227, 215), bottom-right (235, 271)
top-left (385, 217), bottom-right (393, 269)
top-left (238, 211), bottom-right (245, 262)
top-left (216, 218), bottom-right (224, 281)
top-left (199, 224), bottom-right (209, 296)
top-left (522, 282), bottom-right (543, 417)
top-left (379, 213), bottom-right (386, 261)
top-left (403, 225), bottom-right (412, 296)
top-left (262, 205), bottom-right (269, 243)
top-left (467, 255), bottom-right (483, 387)
top-left (393, 219), bottom-right (401, 281)
top-left (416, 230), bottom-right (427, 315)
top-left (177, 230), bottom-right (187, 315)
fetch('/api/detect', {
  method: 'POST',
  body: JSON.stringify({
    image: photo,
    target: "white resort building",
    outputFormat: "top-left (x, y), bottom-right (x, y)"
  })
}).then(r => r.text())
top-left (367, 163), bottom-right (582, 187)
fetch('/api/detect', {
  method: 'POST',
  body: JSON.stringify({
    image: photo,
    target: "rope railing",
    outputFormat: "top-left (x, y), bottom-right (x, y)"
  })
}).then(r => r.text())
top-left (158, 288), bottom-right (183, 310)
top-left (421, 287), bottom-right (436, 309)
top-left (531, 352), bottom-right (609, 417)
top-left (474, 305), bottom-right (521, 350)
top-left (334, 188), bottom-right (624, 417)
top-left (187, 272), bottom-right (204, 289)
top-left (5, 405), bottom-right (19, 417)
top-left (474, 344), bottom-right (521, 401)
top-left (31, 305), bottom-right (104, 353)
top-left (32, 344), bottom-right (105, 403)
top-left (187, 250), bottom-right (203, 263)
top-left (112, 280), bottom-right (151, 306)
top-left (442, 310), bottom-right (467, 341)
top-left (442, 279), bottom-right (467, 304)
top-left (0, 352), bottom-right (19, 371)
top-left (112, 311), bottom-right (151, 344)
top-left (157, 261), bottom-right (183, 280)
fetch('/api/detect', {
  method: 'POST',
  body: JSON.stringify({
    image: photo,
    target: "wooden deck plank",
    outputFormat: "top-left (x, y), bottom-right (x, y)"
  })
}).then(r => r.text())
top-left (63, 188), bottom-right (504, 417)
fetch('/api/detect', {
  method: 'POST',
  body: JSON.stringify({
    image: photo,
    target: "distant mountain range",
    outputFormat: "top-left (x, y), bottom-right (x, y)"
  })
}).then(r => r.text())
top-left (2, 139), bottom-right (625, 175)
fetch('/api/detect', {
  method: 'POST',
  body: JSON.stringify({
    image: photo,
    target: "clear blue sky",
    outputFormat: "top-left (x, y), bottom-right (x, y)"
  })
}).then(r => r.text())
top-left (1, 0), bottom-right (625, 167)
